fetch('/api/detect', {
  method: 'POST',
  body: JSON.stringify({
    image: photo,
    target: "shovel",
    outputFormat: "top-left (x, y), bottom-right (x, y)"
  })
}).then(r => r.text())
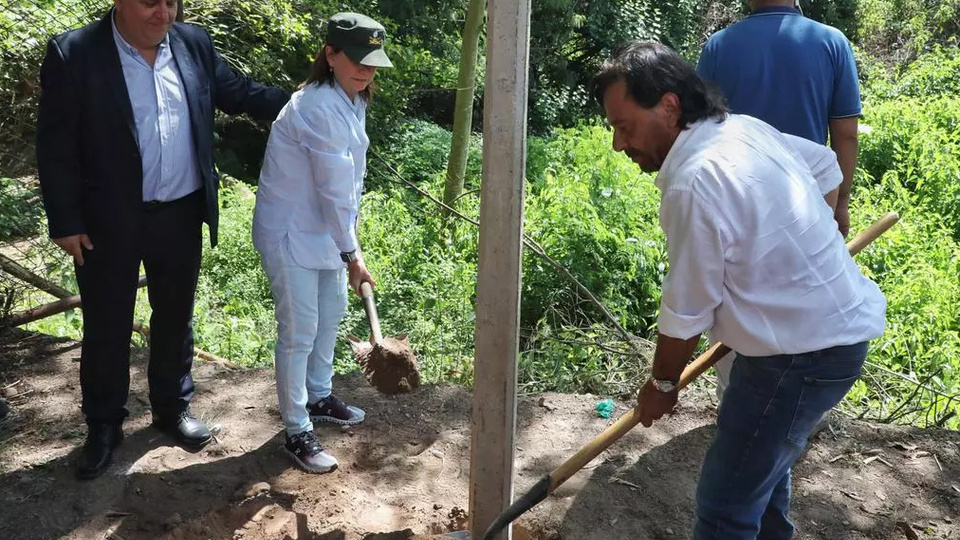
top-left (348, 281), bottom-right (421, 395)
top-left (477, 211), bottom-right (900, 540)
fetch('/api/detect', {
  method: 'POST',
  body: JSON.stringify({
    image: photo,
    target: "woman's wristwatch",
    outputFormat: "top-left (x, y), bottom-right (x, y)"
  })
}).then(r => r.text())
top-left (340, 250), bottom-right (359, 263)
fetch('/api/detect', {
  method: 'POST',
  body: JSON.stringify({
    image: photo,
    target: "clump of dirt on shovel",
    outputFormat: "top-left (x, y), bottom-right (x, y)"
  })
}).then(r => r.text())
top-left (349, 335), bottom-right (421, 395)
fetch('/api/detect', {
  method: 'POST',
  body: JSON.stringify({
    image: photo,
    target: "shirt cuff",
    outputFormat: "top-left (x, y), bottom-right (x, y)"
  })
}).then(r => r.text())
top-left (657, 302), bottom-right (714, 340)
top-left (332, 229), bottom-right (358, 255)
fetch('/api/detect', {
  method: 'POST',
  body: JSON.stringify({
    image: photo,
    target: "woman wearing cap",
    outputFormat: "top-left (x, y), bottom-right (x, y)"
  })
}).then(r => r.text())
top-left (252, 12), bottom-right (393, 473)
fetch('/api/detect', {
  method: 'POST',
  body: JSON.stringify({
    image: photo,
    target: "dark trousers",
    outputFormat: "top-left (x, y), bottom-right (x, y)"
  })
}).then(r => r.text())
top-left (694, 341), bottom-right (869, 540)
top-left (76, 190), bottom-right (204, 425)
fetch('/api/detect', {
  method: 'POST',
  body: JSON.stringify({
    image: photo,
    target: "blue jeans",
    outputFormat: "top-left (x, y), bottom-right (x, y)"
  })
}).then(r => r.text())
top-left (695, 342), bottom-right (869, 540)
top-left (260, 239), bottom-right (347, 436)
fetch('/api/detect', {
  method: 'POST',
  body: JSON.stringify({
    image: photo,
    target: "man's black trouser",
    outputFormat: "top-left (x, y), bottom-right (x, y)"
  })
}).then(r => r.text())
top-left (76, 190), bottom-right (203, 425)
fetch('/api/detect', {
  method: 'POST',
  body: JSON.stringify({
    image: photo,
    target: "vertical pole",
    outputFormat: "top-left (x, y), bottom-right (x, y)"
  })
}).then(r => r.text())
top-left (469, 0), bottom-right (531, 538)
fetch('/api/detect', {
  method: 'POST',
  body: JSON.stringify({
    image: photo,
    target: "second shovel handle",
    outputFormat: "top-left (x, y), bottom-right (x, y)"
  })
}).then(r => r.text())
top-left (360, 281), bottom-right (383, 345)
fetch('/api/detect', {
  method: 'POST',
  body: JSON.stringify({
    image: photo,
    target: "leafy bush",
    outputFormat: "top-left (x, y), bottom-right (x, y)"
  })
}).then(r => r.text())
top-left (802, 0), bottom-right (859, 35)
top-left (188, 0), bottom-right (325, 89)
top-left (523, 125), bottom-right (666, 336)
top-left (356, 188), bottom-right (479, 385)
top-left (859, 96), bottom-right (960, 238)
top-left (0, 0), bottom-right (105, 176)
top-left (370, 119), bottom-right (482, 189)
top-left (0, 177), bottom-right (43, 242)
top-left (861, 45), bottom-right (960, 103)
top-left (847, 175), bottom-right (960, 428)
top-left (856, 0), bottom-right (960, 58)
top-left (194, 183), bottom-right (276, 365)
top-left (375, 121), bottom-right (668, 336)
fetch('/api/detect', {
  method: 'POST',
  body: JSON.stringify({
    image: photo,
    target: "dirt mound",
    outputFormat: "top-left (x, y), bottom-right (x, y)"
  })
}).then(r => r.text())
top-left (349, 335), bottom-right (421, 395)
top-left (1, 327), bottom-right (958, 540)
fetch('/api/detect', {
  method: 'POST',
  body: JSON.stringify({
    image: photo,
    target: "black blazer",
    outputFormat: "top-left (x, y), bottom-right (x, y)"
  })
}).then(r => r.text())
top-left (36, 10), bottom-right (289, 246)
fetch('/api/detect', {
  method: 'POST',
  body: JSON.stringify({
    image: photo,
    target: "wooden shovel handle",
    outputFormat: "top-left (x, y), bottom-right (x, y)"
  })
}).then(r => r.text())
top-left (549, 341), bottom-right (730, 489)
top-left (846, 211), bottom-right (899, 256)
top-left (360, 281), bottom-right (383, 345)
top-left (548, 211), bottom-right (899, 491)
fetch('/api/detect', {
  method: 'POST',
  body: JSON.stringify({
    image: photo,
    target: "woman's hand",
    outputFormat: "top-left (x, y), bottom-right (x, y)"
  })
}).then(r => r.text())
top-left (347, 258), bottom-right (375, 295)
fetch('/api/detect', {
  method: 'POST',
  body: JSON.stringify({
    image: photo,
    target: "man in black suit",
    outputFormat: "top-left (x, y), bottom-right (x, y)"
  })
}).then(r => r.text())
top-left (36, 0), bottom-right (289, 479)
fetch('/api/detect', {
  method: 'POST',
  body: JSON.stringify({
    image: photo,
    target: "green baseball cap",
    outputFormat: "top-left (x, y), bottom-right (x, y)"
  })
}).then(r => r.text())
top-left (326, 12), bottom-right (393, 68)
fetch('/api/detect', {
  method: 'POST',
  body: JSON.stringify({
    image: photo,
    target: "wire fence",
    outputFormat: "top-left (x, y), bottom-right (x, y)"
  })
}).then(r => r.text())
top-left (0, 0), bottom-right (109, 322)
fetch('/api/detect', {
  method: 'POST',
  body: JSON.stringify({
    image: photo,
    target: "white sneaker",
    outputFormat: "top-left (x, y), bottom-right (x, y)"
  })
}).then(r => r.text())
top-left (283, 431), bottom-right (338, 473)
top-left (307, 394), bottom-right (365, 426)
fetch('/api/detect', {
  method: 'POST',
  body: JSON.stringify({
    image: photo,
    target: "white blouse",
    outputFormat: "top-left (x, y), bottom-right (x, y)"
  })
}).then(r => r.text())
top-left (253, 81), bottom-right (368, 269)
top-left (654, 114), bottom-right (886, 356)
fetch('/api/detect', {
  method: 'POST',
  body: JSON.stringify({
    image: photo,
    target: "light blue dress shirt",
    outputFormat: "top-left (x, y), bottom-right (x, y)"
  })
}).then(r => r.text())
top-left (111, 16), bottom-right (201, 202)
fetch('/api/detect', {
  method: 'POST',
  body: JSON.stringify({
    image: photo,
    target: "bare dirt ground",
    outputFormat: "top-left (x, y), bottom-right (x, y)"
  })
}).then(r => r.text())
top-left (1, 327), bottom-right (958, 540)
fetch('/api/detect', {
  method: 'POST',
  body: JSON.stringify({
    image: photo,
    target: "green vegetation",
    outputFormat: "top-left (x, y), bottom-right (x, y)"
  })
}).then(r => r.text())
top-left (2, 0), bottom-right (958, 429)
top-left (0, 177), bottom-right (42, 242)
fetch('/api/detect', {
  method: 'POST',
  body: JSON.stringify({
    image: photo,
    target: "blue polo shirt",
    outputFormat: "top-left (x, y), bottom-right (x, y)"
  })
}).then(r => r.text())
top-left (696, 6), bottom-right (861, 145)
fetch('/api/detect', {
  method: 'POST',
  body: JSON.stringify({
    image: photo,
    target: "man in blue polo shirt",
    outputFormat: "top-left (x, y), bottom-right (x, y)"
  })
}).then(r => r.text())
top-left (697, 0), bottom-right (860, 238)
top-left (697, 1), bottom-right (862, 409)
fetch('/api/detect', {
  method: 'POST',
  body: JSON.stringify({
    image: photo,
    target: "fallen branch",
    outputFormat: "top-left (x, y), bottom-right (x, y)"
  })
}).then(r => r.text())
top-left (608, 477), bottom-right (642, 490)
top-left (0, 252), bottom-right (73, 299)
top-left (841, 489), bottom-right (865, 502)
top-left (896, 521), bottom-right (920, 540)
top-left (4, 274), bottom-right (236, 370)
top-left (882, 369), bottom-right (939, 423)
top-left (865, 361), bottom-right (959, 401)
top-left (1, 276), bottom-right (147, 327)
top-left (4, 293), bottom-right (82, 327)
top-left (131, 322), bottom-right (237, 370)
top-left (522, 334), bottom-right (643, 357)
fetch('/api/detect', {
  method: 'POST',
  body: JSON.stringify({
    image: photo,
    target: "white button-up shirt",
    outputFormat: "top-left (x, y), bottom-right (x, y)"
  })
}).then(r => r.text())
top-left (655, 114), bottom-right (886, 356)
top-left (253, 81), bottom-right (368, 269)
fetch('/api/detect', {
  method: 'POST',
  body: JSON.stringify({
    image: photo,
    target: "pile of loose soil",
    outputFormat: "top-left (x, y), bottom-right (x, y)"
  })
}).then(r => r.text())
top-left (349, 335), bottom-right (421, 395)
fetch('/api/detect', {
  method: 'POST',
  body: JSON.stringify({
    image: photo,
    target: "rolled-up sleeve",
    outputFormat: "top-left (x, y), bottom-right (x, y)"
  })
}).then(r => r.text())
top-left (294, 104), bottom-right (359, 253)
top-left (657, 186), bottom-right (725, 339)
top-left (782, 133), bottom-right (843, 195)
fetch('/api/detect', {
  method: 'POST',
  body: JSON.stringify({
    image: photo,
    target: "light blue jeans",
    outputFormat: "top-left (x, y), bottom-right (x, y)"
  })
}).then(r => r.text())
top-left (260, 240), bottom-right (347, 436)
top-left (695, 342), bottom-right (869, 540)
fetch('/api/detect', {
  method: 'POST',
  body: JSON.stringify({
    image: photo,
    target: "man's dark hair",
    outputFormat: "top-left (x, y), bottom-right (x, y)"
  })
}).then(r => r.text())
top-left (593, 41), bottom-right (727, 129)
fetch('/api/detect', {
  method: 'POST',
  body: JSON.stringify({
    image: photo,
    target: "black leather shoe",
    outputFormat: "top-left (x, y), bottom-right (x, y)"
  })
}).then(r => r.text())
top-left (76, 423), bottom-right (123, 480)
top-left (153, 409), bottom-right (212, 449)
